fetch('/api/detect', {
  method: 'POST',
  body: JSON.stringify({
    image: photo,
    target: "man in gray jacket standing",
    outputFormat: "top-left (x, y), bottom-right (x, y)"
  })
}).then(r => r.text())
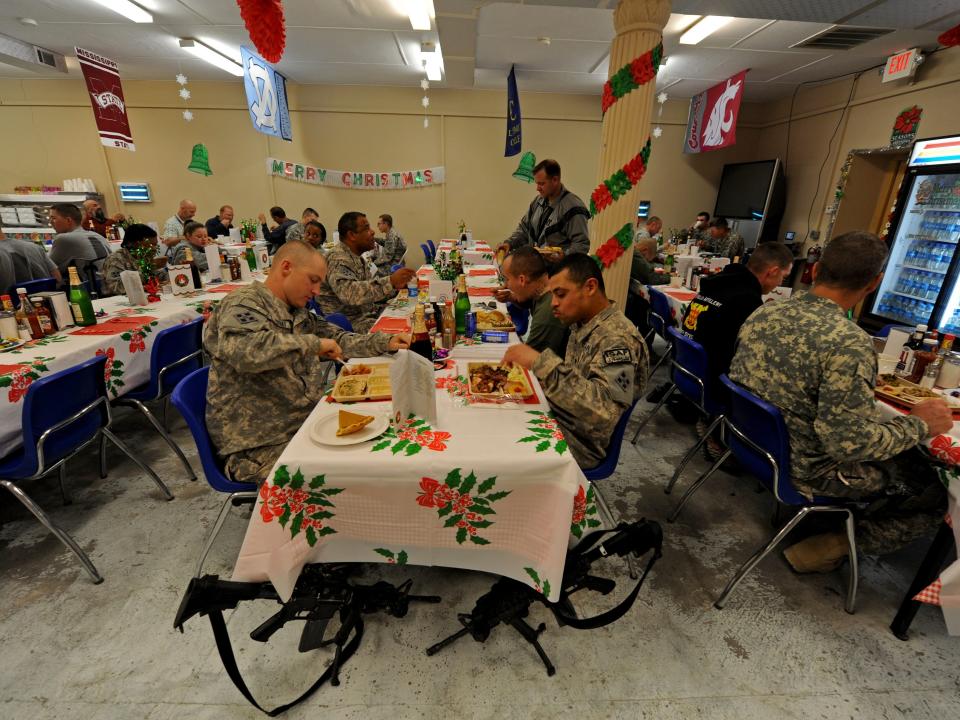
top-left (498, 159), bottom-right (590, 260)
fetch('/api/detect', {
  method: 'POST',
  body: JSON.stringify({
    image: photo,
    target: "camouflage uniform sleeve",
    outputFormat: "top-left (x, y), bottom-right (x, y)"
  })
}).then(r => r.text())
top-left (303, 313), bottom-right (393, 359)
top-left (286, 223), bottom-right (304, 243)
top-left (385, 232), bottom-right (406, 266)
top-left (207, 299), bottom-right (324, 372)
top-left (532, 345), bottom-right (633, 449)
top-left (326, 255), bottom-right (395, 305)
top-left (814, 343), bottom-right (927, 462)
top-left (100, 253), bottom-right (126, 296)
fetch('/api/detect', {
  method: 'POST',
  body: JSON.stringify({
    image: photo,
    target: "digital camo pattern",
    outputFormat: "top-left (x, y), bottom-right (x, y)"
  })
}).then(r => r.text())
top-left (701, 232), bottom-right (744, 260)
top-left (204, 281), bottom-right (391, 484)
top-left (533, 305), bottom-right (648, 468)
top-left (100, 247), bottom-right (138, 296)
top-left (314, 243), bottom-right (396, 332)
top-left (375, 228), bottom-right (407, 274)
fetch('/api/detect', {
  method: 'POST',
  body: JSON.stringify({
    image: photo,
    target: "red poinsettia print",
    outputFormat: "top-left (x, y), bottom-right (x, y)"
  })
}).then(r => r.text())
top-left (929, 435), bottom-right (960, 466)
top-left (0, 358), bottom-right (52, 404)
top-left (260, 465), bottom-right (343, 547)
top-left (894, 106), bottom-right (922, 136)
top-left (372, 415), bottom-right (452, 456)
top-left (96, 347), bottom-right (115, 379)
top-left (416, 468), bottom-right (510, 545)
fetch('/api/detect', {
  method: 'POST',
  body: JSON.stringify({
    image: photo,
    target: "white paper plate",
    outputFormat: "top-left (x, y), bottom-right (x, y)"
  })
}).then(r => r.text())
top-left (309, 412), bottom-right (390, 446)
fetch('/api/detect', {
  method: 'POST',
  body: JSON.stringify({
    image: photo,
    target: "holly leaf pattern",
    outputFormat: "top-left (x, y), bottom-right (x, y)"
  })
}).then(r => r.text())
top-left (518, 411), bottom-right (567, 455)
top-left (259, 465), bottom-right (343, 546)
top-left (415, 468), bottom-right (510, 544)
top-left (371, 414), bottom-right (452, 455)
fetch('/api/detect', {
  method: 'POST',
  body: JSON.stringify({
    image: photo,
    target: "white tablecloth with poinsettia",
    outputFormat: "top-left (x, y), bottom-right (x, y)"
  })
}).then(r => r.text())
top-left (0, 280), bottom-right (253, 459)
top-left (878, 400), bottom-right (960, 634)
top-left (233, 356), bottom-right (599, 602)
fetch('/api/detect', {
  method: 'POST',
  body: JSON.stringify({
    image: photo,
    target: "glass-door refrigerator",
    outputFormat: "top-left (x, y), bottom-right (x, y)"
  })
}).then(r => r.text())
top-left (868, 134), bottom-right (960, 331)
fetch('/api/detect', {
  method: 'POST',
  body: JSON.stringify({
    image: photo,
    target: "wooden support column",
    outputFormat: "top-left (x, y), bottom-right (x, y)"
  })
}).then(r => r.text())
top-left (590, 0), bottom-right (671, 307)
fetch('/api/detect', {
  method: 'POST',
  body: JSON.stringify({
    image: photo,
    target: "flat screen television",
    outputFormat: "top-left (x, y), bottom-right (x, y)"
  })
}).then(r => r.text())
top-left (714, 160), bottom-right (780, 220)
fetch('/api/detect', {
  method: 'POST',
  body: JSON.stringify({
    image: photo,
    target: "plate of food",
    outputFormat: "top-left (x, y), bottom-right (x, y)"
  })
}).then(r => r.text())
top-left (475, 309), bottom-right (515, 332)
top-left (0, 337), bottom-right (26, 353)
top-left (310, 409), bottom-right (390, 446)
top-left (332, 363), bottom-right (393, 402)
top-left (875, 375), bottom-right (960, 412)
top-left (466, 362), bottom-right (535, 399)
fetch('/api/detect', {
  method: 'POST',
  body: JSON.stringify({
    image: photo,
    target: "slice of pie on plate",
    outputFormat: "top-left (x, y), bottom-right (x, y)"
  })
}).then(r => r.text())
top-left (336, 409), bottom-right (375, 436)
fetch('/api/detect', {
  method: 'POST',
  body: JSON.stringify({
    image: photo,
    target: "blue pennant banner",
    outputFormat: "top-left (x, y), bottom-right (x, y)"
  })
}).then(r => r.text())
top-left (241, 46), bottom-right (292, 141)
top-left (504, 65), bottom-right (522, 157)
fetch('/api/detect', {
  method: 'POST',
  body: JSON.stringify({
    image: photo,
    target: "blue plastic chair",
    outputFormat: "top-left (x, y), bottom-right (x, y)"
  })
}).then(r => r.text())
top-left (8, 277), bottom-right (57, 308)
top-left (421, 243), bottom-right (434, 263)
top-left (583, 400), bottom-right (639, 578)
top-left (670, 374), bottom-right (859, 613)
top-left (0, 356), bottom-right (173, 583)
top-left (325, 312), bottom-right (354, 332)
top-left (632, 329), bottom-right (727, 494)
top-left (114, 318), bottom-right (203, 482)
top-left (426, 239), bottom-right (437, 258)
top-left (506, 302), bottom-right (530, 337)
top-left (170, 367), bottom-right (258, 576)
top-left (647, 287), bottom-right (675, 377)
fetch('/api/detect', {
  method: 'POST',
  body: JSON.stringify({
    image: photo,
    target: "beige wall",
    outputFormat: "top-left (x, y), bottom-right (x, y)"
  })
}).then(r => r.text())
top-left (751, 49), bottom-right (960, 250)
top-left (0, 76), bottom-right (763, 258)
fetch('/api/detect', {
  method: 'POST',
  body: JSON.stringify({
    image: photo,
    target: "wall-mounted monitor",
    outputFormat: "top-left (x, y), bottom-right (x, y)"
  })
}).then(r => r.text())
top-left (117, 182), bottom-right (151, 202)
top-left (636, 200), bottom-right (650, 219)
top-left (714, 160), bottom-right (781, 220)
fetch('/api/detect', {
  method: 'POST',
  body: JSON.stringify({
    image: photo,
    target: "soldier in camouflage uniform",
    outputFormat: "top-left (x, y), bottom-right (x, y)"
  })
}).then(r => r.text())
top-left (285, 207), bottom-right (319, 245)
top-left (503, 253), bottom-right (648, 469)
top-left (729, 231), bottom-right (953, 570)
top-left (374, 214), bottom-right (407, 275)
top-left (314, 211), bottom-right (416, 332)
top-left (701, 218), bottom-right (744, 260)
top-left (205, 241), bottom-right (409, 485)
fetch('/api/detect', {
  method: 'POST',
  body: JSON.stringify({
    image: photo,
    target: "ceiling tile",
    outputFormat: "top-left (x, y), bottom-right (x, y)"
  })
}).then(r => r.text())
top-left (668, 1), bottom-right (877, 23)
top-left (477, 3), bottom-right (613, 42)
top-left (845, 0), bottom-right (960, 29)
top-left (734, 20), bottom-right (836, 51)
top-left (477, 36), bottom-right (608, 73)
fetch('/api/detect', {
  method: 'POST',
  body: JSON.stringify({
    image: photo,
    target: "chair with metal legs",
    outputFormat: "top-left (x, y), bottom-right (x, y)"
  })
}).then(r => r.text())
top-left (0, 356), bottom-right (174, 584)
top-left (113, 318), bottom-right (204, 482)
top-left (583, 401), bottom-right (640, 579)
top-left (646, 287), bottom-right (675, 377)
top-left (631, 328), bottom-right (726, 494)
top-left (669, 374), bottom-right (859, 613)
top-left (170, 367), bottom-right (258, 576)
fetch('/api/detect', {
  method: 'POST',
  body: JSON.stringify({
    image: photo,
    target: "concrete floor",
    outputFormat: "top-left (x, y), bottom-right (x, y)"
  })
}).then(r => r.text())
top-left (1, 356), bottom-right (959, 720)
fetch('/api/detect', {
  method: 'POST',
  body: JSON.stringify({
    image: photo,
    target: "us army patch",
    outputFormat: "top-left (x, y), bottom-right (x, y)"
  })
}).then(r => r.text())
top-left (234, 310), bottom-right (258, 325)
top-left (603, 347), bottom-right (631, 365)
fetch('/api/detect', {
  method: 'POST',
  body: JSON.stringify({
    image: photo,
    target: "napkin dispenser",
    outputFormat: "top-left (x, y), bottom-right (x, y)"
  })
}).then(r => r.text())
top-left (34, 291), bottom-right (73, 329)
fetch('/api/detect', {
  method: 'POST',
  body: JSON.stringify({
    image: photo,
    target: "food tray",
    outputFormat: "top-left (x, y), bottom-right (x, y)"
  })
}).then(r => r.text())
top-left (466, 362), bottom-right (535, 399)
top-left (875, 375), bottom-right (960, 413)
top-left (331, 363), bottom-right (393, 402)
top-left (475, 309), bottom-right (515, 332)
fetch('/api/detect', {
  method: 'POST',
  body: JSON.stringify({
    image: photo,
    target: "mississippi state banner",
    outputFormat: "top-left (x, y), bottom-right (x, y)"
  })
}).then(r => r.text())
top-left (76, 47), bottom-right (135, 151)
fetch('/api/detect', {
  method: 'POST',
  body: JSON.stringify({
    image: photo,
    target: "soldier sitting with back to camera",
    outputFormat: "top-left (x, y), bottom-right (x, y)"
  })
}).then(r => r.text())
top-left (729, 231), bottom-right (953, 573)
top-left (502, 253), bottom-right (648, 469)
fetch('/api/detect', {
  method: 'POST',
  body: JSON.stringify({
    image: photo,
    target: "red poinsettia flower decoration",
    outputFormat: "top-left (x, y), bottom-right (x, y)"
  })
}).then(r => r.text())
top-left (237, 0), bottom-right (286, 63)
top-left (894, 106), bottom-right (922, 135)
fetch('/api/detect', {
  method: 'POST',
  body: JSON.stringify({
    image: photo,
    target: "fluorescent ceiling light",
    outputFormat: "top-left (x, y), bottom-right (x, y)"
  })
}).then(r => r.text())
top-left (179, 38), bottom-right (244, 77)
top-left (406, 0), bottom-right (433, 31)
top-left (420, 42), bottom-right (443, 82)
top-left (90, 0), bottom-right (153, 23)
top-left (679, 16), bottom-right (732, 45)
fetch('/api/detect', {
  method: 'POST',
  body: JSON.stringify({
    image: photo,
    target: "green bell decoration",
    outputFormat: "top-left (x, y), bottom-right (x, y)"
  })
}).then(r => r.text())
top-left (187, 143), bottom-right (212, 176)
top-left (512, 151), bottom-right (536, 183)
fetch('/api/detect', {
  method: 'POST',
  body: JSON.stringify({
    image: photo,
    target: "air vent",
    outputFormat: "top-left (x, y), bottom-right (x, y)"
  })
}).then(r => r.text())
top-left (35, 47), bottom-right (57, 68)
top-left (794, 26), bottom-right (894, 50)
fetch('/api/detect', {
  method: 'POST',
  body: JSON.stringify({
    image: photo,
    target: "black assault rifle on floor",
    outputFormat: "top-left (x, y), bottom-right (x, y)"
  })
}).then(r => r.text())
top-left (174, 564), bottom-right (441, 716)
top-left (426, 519), bottom-right (663, 676)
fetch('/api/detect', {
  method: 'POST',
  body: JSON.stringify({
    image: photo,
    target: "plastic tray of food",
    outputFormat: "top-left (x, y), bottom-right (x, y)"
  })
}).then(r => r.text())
top-left (331, 363), bottom-right (393, 402)
top-left (475, 309), bottom-right (515, 332)
top-left (875, 374), bottom-right (960, 412)
top-left (466, 362), bottom-right (534, 399)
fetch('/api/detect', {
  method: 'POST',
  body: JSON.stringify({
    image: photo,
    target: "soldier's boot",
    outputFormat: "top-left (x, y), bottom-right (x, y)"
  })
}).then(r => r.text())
top-left (783, 532), bottom-right (848, 573)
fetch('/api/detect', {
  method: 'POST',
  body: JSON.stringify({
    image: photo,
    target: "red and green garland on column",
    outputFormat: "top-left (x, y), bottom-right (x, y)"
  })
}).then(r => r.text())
top-left (589, 139), bottom-right (653, 269)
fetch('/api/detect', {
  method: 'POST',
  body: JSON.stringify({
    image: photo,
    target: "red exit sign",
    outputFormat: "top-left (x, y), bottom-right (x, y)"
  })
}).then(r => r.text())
top-left (883, 48), bottom-right (920, 83)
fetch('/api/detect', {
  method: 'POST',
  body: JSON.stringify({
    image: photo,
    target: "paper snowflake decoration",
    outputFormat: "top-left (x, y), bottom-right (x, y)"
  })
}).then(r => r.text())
top-left (182, 109), bottom-right (194, 122)
top-left (657, 92), bottom-right (668, 104)
top-left (424, 117), bottom-right (429, 128)
top-left (176, 73), bottom-right (188, 86)
top-left (420, 78), bottom-right (430, 91)
top-left (652, 125), bottom-right (663, 138)
top-left (421, 96), bottom-right (430, 108)
top-left (179, 88), bottom-right (192, 100)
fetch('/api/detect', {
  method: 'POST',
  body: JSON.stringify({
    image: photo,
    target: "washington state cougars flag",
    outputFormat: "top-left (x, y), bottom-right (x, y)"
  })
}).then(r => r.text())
top-left (683, 70), bottom-right (747, 154)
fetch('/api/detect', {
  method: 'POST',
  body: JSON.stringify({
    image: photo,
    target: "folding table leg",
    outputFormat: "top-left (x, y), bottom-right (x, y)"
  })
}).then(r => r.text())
top-left (890, 522), bottom-right (955, 640)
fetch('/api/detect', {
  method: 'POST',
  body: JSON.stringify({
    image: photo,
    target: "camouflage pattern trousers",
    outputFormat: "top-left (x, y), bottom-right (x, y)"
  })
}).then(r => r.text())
top-left (224, 442), bottom-right (288, 488)
top-left (811, 448), bottom-right (947, 555)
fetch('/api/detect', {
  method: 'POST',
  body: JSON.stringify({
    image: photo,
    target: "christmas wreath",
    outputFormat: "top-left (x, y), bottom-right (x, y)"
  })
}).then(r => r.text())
top-left (237, 0), bottom-right (286, 63)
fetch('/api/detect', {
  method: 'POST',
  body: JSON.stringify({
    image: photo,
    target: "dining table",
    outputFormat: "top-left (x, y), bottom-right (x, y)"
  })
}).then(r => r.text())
top-left (232, 240), bottom-right (599, 603)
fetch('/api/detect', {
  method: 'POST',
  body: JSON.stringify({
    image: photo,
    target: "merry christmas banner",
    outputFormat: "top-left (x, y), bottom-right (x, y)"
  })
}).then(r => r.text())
top-left (76, 47), bottom-right (135, 151)
top-left (267, 158), bottom-right (444, 190)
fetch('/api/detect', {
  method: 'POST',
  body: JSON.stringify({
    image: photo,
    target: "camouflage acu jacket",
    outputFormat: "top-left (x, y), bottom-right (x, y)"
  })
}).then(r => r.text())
top-left (204, 281), bottom-right (392, 459)
top-left (532, 304), bottom-right (648, 468)
top-left (729, 292), bottom-right (927, 496)
top-left (375, 229), bottom-right (407, 274)
top-left (315, 243), bottom-right (396, 332)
